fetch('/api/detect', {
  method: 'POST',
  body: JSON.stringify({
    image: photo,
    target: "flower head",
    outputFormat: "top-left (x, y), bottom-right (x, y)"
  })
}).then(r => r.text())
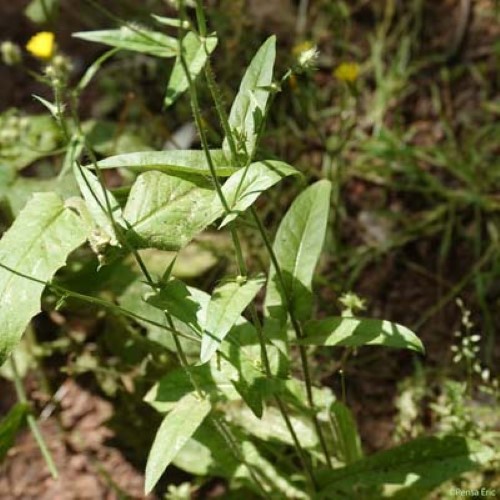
top-left (1, 41), bottom-right (22, 66)
top-left (339, 292), bottom-right (366, 316)
top-left (26, 32), bottom-right (55, 60)
top-left (292, 40), bottom-right (319, 72)
top-left (334, 62), bottom-right (360, 83)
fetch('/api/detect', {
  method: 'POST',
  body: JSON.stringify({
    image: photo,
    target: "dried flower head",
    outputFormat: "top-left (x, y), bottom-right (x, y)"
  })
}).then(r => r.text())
top-left (292, 40), bottom-right (319, 72)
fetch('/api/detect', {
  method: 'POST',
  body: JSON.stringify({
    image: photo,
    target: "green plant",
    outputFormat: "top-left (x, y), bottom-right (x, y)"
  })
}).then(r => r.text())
top-left (0, 2), bottom-right (495, 498)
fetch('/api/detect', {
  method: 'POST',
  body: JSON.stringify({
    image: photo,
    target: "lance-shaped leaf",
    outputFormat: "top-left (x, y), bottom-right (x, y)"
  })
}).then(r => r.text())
top-left (93, 149), bottom-right (236, 177)
top-left (0, 193), bottom-right (87, 365)
top-left (123, 171), bottom-right (223, 250)
top-left (220, 160), bottom-right (300, 227)
top-left (165, 32), bottom-right (217, 107)
top-left (73, 27), bottom-right (177, 58)
top-left (145, 392), bottom-right (211, 494)
top-left (299, 317), bottom-right (424, 353)
top-left (329, 401), bottom-right (363, 465)
top-left (76, 48), bottom-right (119, 93)
top-left (224, 36), bottom-right (276, 160)
top-left (201, 275), bottom-right (265, 363)
top-left (316, 435), bottom-right (494, 498)
top-left (264, 180), bottom-right (331, 323)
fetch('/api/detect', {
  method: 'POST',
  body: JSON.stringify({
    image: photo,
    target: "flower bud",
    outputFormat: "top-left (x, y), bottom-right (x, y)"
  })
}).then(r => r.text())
top-left (1, 41), bottom-right (22, 66)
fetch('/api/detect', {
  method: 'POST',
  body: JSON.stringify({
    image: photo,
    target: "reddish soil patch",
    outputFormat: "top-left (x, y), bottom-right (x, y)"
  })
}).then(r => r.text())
top-left (0, 380), bottom-right (155, 500)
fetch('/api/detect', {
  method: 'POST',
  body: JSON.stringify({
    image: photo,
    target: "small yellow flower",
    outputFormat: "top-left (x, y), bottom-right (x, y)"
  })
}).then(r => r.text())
top-left (26, 32), bottom-right (55, 60)
top-left (334, 62), bottom-right (360, 83)
top-left (292, 40), bottom-right (314, 57)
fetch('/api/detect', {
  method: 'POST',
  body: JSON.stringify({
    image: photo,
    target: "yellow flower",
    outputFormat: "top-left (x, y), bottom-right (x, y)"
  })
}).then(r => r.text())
top-left (334, 62), bottom-right (360, 83)
top-left (292, 40), bottom-right (314, 57)
top-left (26, 32), bottom-right (55, 59)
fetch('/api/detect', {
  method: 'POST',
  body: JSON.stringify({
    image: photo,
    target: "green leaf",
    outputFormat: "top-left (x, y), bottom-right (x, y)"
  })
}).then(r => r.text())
top-left (226, 404), bottom-right (318, 449)
top-left (220, 160), bottom-right (300, 227)
top-left (76, 49), bottom-right (119, 93)
top-left (165, 32), bottom-right (217, 107)
top-left (73, 27), bottom-right (177, 58)
top-left (0, 193), bottom-right (88, 365)
top-left (329, 401), bottom-right (363, 465)
top-left (24, 0), bottom-right (59, 23)
top-left (146, 278), bottom-right (205, 334)
top-left (145, 392), bottom-right (211, 494)
top-left (3, 174), bottom-right (79, 216)
top-left (119, 279), bottom-right (200, 356)
top-left (32, 95), bottom-right (58, 119)
top-left (172, 420), bottom-right (234, 476)
top-left (224, 36), bottom-right (276, 160)
top-left (123, 171), bottom-right (222, 250)
top-left (265, 180), bottom-right (331, 323)
top-left (299, 317), bottom-right (424, 353)
top-left (281, 378), bottom-right (335, 414)
top-left (93, 149), bottom-right (236, 177)
top-left (238, 440), bottom-right (309, 498)
top-left (146, 280), bottom-right (285, 417)
top-left (173, 424), bottom-right (307, 498)
top-left (316, 435), bottom-right (494, 499)
top-left (73, 164), bottom-right (126, 241)
top-left (201, 275), bottom-right (265, 363)
top-left (144, 360), bottom-right (240, 413)
top-left (0, 403), bottom-right (29, 461)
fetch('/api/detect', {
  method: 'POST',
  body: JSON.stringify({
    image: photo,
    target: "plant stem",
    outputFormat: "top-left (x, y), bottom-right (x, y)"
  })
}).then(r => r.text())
top-left (176, 37), bottom-right (231, 214)
top-left (10, 356), bottom-right (59, 479)
top-left (203, 59), bottom-right (240, 164)
top-left (0, 261), bottom-right (198, 343)
top-left (231, 227), bottom-right (317, 492)
top-left (188, 0), bottom-right (315, 484)
top-left (182, 2), bottom-right (317, 491)
top-left (250, 207), bottom-right (333, 469)
top-left (190, 0), bottom-right (328, 479)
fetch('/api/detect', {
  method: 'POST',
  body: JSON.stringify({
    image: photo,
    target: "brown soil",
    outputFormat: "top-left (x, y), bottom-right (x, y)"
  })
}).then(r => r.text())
top-left (1, 0), bottom-right (499, 498)
top-left (0, 379), bottom-right (155, 500)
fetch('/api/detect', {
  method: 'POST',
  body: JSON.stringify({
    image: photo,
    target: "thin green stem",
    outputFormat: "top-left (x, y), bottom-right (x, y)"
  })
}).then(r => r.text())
top-left (250, 207), bottom-right (333, 469)
top-left (176, 20), bottom-right (231, 214)
top-left (0, 261), bottom-right (198, 343)
top-left (211, 415), bottom-right (270, 498)
top-left (10, 356), bottom-right (59, 479)
top-left (194, 0), bottom-right (208, 37)
top-left (181, 3), bottom-right (315, 491)
top-left (189, 0), bottom-right (324, 482)
top-left (230, 227), bottom-right (317, 492)
top-left (204, 59), bottom-right (240, 164)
